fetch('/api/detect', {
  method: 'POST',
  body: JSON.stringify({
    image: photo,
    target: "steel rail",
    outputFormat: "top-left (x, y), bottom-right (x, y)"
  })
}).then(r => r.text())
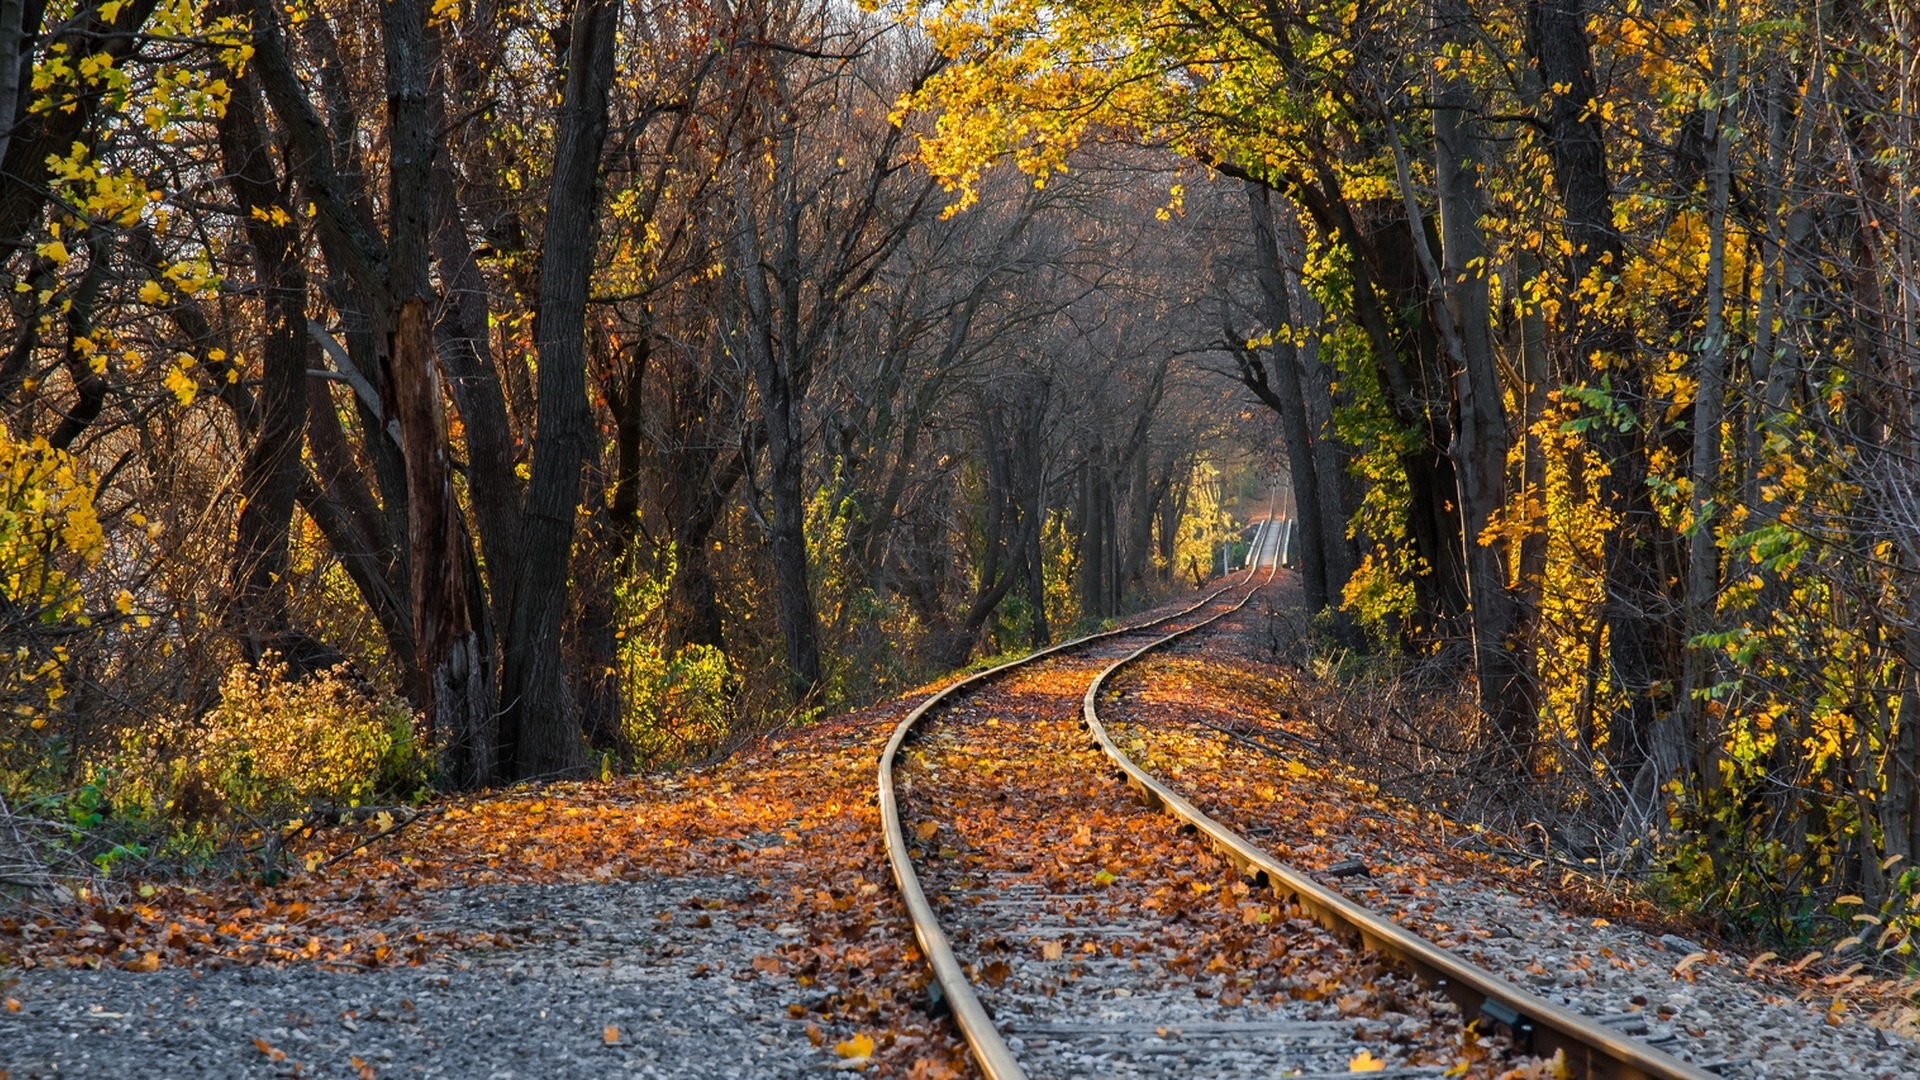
top-left (1081, 595), bottom-right (1722, 1080)
top-left (878, 561), bottom-right (1266, 1080)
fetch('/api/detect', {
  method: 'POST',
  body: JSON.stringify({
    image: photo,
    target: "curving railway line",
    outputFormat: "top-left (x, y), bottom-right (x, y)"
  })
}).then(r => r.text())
top-left (878, 548), bottom-right (1722, 1079)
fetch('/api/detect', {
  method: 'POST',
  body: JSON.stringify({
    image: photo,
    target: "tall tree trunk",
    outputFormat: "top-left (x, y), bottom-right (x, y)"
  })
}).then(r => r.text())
top-left (379, 0), bottom-right (499, 786)
top-left (218, 70), bottom-right (313, 669)
top-left (0, 0), bottom-right (27, 174)
top-left (1529, 0), bottom-right (1670, 796)
top-left (1245, 183), bottom-right (1332, 613)
top-left (392, 299), bottom-right (496, 786)
top-left (496, 0), bottom-right (618, 778)
top-left (1276, 210), bottom-right (1359, 599)
top-left (1675, 23), bottom-right (1736, 786)
top-left (1427, 0), bottom-right (1537, 757)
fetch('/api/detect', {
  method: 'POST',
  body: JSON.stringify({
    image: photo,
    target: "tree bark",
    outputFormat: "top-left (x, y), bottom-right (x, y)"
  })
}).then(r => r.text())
top-left (1244, 183), bottom-right (1332, 613)
top-left (1529, 0), bottom-right (1671, 790)
top-left (391, 299), bottom-right (495, 786)
top-left (496, 0), bottom-right (619, 779)
top-left (217, 69), bottom-right (312, 668)
top-left (1427, 0), bottom-right (1537, 757)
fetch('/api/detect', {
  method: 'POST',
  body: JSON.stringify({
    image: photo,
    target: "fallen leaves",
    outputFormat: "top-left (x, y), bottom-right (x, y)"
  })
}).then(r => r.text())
top-left (0, 691), bottom-right (973, 1075)
top-left (1349, 1049), bottom-right (1388, 1071)
top-left (894, 609), bottom-right (1472, 1076)
top-left (603, 1023), bottom-right (620, 1045)
top-left (833, 1032), bottom-right (876, 1070)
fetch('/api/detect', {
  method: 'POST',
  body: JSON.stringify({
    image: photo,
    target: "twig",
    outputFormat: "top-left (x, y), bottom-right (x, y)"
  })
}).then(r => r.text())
top-left (319, 807), bottom-right (442, 870)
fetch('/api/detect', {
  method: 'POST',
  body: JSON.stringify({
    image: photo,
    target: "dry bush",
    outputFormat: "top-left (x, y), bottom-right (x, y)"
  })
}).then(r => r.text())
top-left (105, 657), bottom-right (423, 823)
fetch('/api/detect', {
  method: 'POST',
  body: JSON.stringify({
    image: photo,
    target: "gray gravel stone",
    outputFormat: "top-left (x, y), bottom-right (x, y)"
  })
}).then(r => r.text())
top-left (1, 879), bottom-right (827, 1078)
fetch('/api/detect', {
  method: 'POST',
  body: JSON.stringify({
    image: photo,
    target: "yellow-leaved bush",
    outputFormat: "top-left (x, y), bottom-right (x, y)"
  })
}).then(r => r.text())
top-left (611, 542), bottom-right (737, 766)
top-left (111, 658), bottom-right (423, 819)
top-left (0, 432), bottom-right (104, 782)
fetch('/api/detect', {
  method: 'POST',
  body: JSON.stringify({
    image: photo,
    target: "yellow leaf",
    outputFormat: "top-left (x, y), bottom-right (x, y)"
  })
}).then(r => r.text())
top-left (126, 952), bottom-right (160, 972)
top-left (1443, 1063), bottom-right (1469, 1078)
top-left (138, 279), bottom-right (167, 304)
top-left (835, 1033), bottom-right (875, 1059)
top-left (1349, 1050), bottom-right (1387, 1072)
top-left (36, 239), bottom-right (69, 265)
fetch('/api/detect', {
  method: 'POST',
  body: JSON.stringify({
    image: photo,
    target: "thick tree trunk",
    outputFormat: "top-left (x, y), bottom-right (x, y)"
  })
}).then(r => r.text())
top-left (0, 0), bottom-right (27, 173)
top-left (1245, 183), bottom-right (1331, 612)
top-left (431, 161), bottom-right (524, 629)
top-left (392, 299), bottom-right (496, 786)
top-left (1529, 0), bottom-right (1671, 790)
top-left (761, 393), bottom-right (825, 696)
top-left (218, 73), bottom-right (312, 667)
top-left (1427, 1), bottom-right (1537, 758)
top-left (1274, 211), bottom-right (1359, 599)
top-left (1078, 461), bottom-right (1112, 619)
top-left (496, 0), bottom-right (618, 778)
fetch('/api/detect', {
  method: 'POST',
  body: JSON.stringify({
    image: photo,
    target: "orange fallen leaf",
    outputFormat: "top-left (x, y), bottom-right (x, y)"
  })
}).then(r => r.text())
top-left (350, 1055), bottom-right (376, 1080)
top-left (835, 1032), bottom-right (875, 1059)
top-left (806, 1021), bottom-right (825, 1046)
top-left (126, 952), bottom-right (160, 973)
top-left (4, 997), bottom-right (20, 1012)
top-left (253, 1038), bottom-right (287, 1061)
top-left (1349, 1049), bottom-right (1387, 1072)
top-left (603, 1024), bottom-right (620, 1045)
top-left (914, 821), bottom-right (938, 842)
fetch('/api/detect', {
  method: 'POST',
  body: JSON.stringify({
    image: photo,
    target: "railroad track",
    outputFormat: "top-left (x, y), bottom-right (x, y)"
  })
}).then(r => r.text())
top-left (879, 563), bottom-right (1722, 1079)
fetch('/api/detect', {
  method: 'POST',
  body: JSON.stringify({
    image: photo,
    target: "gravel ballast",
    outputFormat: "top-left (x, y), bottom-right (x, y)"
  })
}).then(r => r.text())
top-left (2, 878), bottom-right (825, 1078)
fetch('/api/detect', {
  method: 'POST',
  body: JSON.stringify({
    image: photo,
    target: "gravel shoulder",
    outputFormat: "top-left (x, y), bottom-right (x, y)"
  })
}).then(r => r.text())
top-left (4, 878), bottom-right (822, 1078)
